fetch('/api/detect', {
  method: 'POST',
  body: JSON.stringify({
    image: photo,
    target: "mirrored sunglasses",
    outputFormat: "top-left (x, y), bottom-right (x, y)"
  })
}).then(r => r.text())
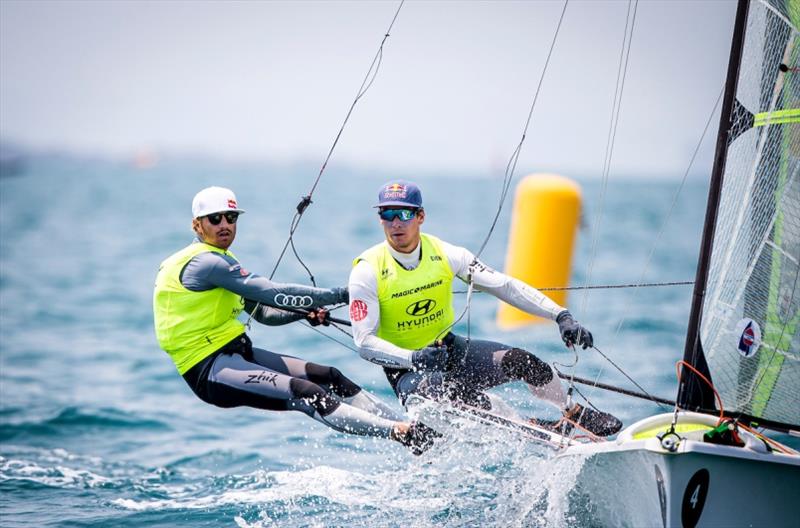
top-left (205, 212), bottom-right (239, 225)
top-left (378, 208), bottom-right (417, 222)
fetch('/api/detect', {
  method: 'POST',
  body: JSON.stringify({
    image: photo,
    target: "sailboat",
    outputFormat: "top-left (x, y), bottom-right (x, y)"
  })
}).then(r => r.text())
top-left (556, 0), bottom-right (800, 525)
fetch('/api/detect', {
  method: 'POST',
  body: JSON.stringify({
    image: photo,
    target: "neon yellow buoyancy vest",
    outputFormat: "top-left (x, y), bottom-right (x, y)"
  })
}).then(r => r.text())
top-left (153, 242), bottom-right (245, 374)
top-left (354, 233), bottom-right (455, 350)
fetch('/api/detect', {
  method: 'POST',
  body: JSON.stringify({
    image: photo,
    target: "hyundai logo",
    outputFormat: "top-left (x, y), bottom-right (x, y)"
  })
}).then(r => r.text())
top-left (406, 299), bottom-right (437, 316)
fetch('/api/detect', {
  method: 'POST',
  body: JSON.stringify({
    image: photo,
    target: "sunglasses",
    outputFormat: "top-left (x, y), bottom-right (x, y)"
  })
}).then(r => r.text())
top-left (204, 212), bottom-right (239, 225)
top-left (379, 208), bottom-right (418, 222)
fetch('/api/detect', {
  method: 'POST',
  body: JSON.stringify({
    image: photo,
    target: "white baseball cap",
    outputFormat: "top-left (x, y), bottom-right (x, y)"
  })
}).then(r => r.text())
top-left (191, 186), bottom-right (246, 218)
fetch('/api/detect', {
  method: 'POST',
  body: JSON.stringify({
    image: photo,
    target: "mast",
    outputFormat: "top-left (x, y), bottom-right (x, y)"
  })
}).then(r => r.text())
top-left (677, 0), bottom-right (750, 410)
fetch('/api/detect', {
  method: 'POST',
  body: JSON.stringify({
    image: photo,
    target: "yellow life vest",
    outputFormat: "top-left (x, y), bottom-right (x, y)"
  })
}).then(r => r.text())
top-left (354, 233), bottom-right (454, 350)
top-left (153, 242), bottom-right (245, 374)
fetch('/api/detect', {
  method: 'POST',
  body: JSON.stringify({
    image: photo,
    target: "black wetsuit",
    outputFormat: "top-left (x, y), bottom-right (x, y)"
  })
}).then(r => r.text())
top-left (176, 247), bottom-right (402, 437)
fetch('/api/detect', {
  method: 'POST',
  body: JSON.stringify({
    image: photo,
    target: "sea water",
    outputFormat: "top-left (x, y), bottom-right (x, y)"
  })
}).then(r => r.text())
top-left (0, 156), bottom-right (788, 527)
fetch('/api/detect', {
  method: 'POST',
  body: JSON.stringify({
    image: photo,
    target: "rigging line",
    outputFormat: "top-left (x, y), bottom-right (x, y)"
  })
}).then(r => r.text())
top-left (540, 280), bottom-right (694, 291)
top-left (553, 367), bottom-right (676, 406)
top-left (610, 86), bottom-right (725, 344)
top-left (569, 0), bottom-right (638, 408)
top-left (435, 1), bottom-right (571, 345)
top-left (302, 321), bottom-right (359, 353)
top-left (588, 346), bottom-right (670, 410)
top-left (269, 0), bottom-right (405, 282)
top-left (578, 0), bottom-right (638, 319)
top-left (283, 304), bottom-right (357, 340)
top-left (270, 302), bottom-right (357, 343)
top-left (575, 88), bottom-right (725, 410)
top-left (245, 1), bottom-right (405, 329)
top-left (266, 304), bottom-right (353, 327)
top-left (474, 0), bottom-right (570, 261)
top-left (566, 382), bottom-right (599, 411)
top-left (289, 233), bottom-right (316, 285)
top-left (452, 279), bottom-right (694, 294)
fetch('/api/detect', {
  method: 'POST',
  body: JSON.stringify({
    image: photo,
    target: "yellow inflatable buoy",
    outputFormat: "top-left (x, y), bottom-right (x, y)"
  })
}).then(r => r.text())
top-left (497, 173), bottom-right (581, 328)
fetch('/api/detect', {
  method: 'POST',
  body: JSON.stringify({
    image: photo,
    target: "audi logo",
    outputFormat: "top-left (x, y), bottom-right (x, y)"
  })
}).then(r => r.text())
top-left (406, 299), bottom-right (437, 316)
top-left (273, 293), bottom-right (314, 308)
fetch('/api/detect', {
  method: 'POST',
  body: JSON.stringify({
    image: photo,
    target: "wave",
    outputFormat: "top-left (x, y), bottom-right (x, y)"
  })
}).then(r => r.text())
top-left (0, 406), bottom-right (170, 443)
top-left (0, 455), bottom-right (115, 490)
top-left (107, 426), bottom-right (589, 527)
top-left (0, 415), bottom-right (595, 527)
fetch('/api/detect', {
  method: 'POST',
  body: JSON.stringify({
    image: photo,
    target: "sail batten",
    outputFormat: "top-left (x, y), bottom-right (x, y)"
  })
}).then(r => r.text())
top-left (697, 0), bottom-right (800, 428)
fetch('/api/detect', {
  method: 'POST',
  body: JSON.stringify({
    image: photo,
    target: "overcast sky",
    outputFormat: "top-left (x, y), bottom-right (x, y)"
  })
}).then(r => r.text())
top-left (1, 0), bottom-right (737, 177)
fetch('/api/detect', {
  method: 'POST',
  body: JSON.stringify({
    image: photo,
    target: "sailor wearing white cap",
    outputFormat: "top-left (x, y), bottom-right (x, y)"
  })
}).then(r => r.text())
top-left (153, 186), bottom-right (434, 454)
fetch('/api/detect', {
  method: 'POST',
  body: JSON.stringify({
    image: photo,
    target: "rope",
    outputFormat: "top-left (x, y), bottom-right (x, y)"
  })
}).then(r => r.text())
top-left (738, 422), bottom-right (798, 455)
top-left (453, 279), bottom-right (693, 294)
top-left (578, 0), bottom-right (638, 320)
top-left (301, 321), bottom-right (359, 353)
top-left (608, 86), bottom-right (724, 343)
top-left (245, 1), bottom-right (405, 329)
top-left (473, 0), bottom-right (570, 261)
top-left (269, 0), bottom-right (405, 282)
top-left (552, 368), bottom-right (676, 407)
top-left (570, 3), bottom-right (728, 418)
top-left (444, 0), bottom-right (570, 354)
top-left (563, 0), bottom-right (638, 418)
top-left (589, 346), bottom-right (670, 410)
top-left (675, 359), bottom-right (725, 423)
top-left (576, 84), bottom-right (724, 419)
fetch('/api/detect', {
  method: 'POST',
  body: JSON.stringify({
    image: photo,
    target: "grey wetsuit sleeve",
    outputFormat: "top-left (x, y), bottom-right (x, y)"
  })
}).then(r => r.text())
top-left (182, 251), bottom-right (348, 309)
top-left (243, 299), bottom-right (306, 326)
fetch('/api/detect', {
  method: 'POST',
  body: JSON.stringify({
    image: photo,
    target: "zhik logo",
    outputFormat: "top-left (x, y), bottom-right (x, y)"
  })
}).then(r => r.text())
top-left (245, 372), bottom-right (278, 386)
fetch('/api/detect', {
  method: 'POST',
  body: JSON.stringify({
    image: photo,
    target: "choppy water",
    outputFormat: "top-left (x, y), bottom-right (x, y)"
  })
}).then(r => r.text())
top-left (1, 156), bottom-right (792, 527)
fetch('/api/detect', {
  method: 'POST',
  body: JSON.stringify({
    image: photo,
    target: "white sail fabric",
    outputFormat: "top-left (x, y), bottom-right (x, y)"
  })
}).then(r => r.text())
top-left (700, 0), bottom-right (800, 427)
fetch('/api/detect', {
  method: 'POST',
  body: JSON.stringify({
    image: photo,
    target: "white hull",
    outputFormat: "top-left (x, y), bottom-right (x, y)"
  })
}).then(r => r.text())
top-left (559, 412), bottom-right (800, 527)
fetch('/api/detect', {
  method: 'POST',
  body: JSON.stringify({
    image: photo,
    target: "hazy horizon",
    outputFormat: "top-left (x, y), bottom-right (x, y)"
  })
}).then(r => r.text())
top-left (1, 0), bottom-right (737, 178)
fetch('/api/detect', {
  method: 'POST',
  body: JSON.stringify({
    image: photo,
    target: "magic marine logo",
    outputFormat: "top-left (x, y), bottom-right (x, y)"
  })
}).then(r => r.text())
top-left (390, 279), bottom-right (443, 299)
top-left (406, 299), bottom-right (437, 316)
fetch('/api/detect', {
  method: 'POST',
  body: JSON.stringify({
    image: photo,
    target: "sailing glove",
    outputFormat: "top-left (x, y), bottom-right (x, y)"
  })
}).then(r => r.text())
top-left (411, 346), bottom-right (450, 372)
top-left (306, 308), bottom-right (330, 326)
top-left (557, 310), bottom-right (594, 349)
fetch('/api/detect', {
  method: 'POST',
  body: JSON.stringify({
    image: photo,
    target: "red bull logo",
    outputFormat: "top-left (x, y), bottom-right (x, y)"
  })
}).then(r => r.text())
top-left (383, 183), bottom-right (407, 199)
top-left (228, 199), bottom-right (238, 209)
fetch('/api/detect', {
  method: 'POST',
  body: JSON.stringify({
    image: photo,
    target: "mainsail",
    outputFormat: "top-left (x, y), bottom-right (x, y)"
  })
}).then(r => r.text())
top-left (681, 0), bottom-right (799, 430)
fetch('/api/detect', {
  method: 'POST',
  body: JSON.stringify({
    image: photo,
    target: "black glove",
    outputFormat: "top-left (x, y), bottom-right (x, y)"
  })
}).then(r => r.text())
top-left (556, 310), bottom-right (593, 349)
top-left (332, 287), bottom-right (349, 305)
top-left (411, 346), bottom-right (450, 372)
top-left (305, 308), bottom-right (330, 327)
